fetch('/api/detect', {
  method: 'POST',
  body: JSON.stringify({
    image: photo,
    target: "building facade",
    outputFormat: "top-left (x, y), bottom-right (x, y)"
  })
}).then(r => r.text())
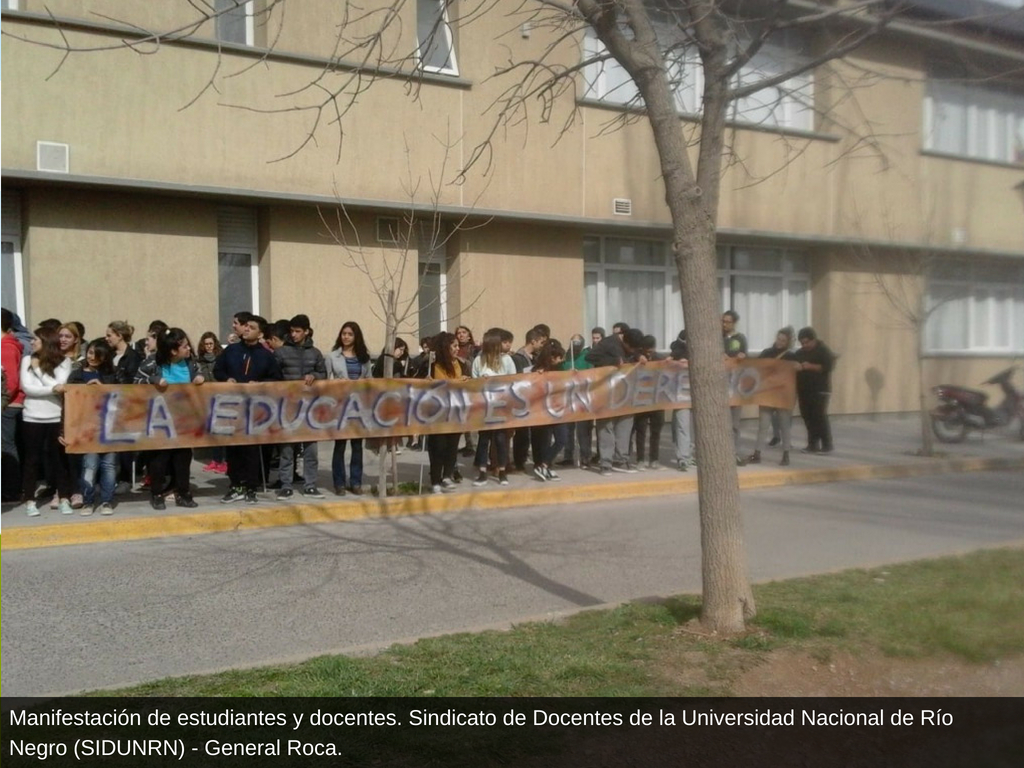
top-left (2, 0), bottom-right (1022, 416)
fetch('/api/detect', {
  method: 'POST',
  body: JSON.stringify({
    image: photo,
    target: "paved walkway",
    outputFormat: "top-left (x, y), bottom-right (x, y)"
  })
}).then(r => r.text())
top-left (2, 415), bottom-right (1022, 550)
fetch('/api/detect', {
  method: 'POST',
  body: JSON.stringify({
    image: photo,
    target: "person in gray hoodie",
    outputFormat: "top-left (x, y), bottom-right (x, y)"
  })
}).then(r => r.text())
top-left (273, 314), bottom-right (327, 499)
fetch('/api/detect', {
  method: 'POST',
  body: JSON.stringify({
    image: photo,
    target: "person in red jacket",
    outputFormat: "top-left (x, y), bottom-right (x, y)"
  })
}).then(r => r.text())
top-left (2, 308), bottom-right (25, 501)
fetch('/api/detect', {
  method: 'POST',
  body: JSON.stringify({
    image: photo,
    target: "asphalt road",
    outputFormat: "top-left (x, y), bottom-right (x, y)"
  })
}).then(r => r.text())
top-left (2, 470), bottom-right (1022, 697)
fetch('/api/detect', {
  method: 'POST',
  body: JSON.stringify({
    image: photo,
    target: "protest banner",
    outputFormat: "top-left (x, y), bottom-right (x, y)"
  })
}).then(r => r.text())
top-left (62, 359), bottom-right (795, 453)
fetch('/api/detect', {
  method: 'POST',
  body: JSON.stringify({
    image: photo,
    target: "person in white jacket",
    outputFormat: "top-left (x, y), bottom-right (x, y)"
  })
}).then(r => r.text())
top-left (19, 326), bottom-right (73, 516)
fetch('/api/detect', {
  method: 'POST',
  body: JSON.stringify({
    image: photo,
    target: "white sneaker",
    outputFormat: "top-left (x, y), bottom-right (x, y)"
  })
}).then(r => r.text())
top-left (635, 463), bottom-right (649, 472)
top-left (59, 499), bottom-right (74, 515)
top-left (431, 484), bottom-right (443, 494)
top-left (440, 478), bottom-right (457, 493)
top-left (80, 506), bottom-right (94, 517)
top-left (647, 462), bottom-right (665, 471)
top-left (543, 467), bottom-right (561, 482)
top-left (25, 502), bottom-right (40, 517)
top-left (99, 503), bottom-right (114, 515)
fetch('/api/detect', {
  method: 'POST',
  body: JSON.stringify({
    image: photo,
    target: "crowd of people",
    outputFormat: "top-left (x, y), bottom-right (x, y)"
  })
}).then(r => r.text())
top-left (0, 306), bottom-right (835, 517)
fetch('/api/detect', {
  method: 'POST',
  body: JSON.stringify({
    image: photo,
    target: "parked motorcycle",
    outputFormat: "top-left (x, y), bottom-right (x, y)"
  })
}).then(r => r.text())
top-left (931, 366), bottom-right (1024, 443)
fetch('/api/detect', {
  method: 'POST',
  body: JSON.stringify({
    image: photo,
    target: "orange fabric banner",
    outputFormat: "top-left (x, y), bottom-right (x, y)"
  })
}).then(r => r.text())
top-left (62, 359), bottom-right (795, 453)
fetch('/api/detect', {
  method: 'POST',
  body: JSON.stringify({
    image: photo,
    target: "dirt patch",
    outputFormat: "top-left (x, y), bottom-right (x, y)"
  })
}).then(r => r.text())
top-left (731, 649), bottom-right (1024, 696)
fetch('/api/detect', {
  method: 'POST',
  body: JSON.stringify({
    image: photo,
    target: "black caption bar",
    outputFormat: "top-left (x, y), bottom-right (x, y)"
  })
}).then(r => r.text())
top-left (2, 697), bottom-right (1022, 767)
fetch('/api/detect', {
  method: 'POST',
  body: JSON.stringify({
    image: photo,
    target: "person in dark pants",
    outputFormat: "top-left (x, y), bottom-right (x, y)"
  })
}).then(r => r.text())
top-left (213, 315), bottom-right (282, 503)
top-left (793, 327), bottom-right (836, 454)
top-left (135, 328), bottom-right (206, 510)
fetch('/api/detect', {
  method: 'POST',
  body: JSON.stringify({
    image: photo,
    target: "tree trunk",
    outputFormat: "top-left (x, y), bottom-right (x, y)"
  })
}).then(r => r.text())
top-left (604, 0), bottom-right (755, 632)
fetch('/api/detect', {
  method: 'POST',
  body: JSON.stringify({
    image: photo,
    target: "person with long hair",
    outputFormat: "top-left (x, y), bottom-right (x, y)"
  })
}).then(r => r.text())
top-left (135, 328), bottom-right (204, 509)
top-left (57, 323), bottom-right (84, 363)
top-left (454, 325), bottom-right (478, 457)
top-left (529, 339), bottom-right (568, 482)
top-left (426, 331), bottom-right (466, 494)
top-left (19, 326), bottom-right (73, 516)
top-left (104, 320), bottom-right (143, 492)
top-left (68, 338), bottom-right (118, 514)
top-left (470, 328), bottom-right (516, 487)
top-left (746, 326), bottom-right (798, 467)
top-left (195, 331), bottom-right (227, 473)
top-left (326, 321), bottom-right (371, 496)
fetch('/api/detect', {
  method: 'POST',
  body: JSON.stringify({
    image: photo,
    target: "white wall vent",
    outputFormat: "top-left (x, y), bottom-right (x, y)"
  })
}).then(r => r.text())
top-left (37, 141), bottom-right (70, 174)
top-left (376, 216), bottom-right (401, 244)
top-left (612, 198), bottom-right (632, 216)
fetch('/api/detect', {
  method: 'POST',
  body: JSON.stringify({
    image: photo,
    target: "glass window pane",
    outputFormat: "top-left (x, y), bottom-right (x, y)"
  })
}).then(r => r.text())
top-left (926, 283), bottom-right (968, 350)
top-left (418, 0), bottom-right (455, 72)
top-left (605, 270), bottom-right (664, 339)
top-left (787, 279), bottom-right (809, 332)
top-left (733, 248), bottom-right (783, 272)
top-left (606, 238), bottom-right (664, 266)
top-left (785, 252), bottom-right (810, 274)
top-left (583, 237), bottom-right (601, 264)
top-left (732, 275), bottom-right (783, 350)
top-left (584, 271), bottom-right (599, 335)
top-left (1, 241), bottom-right (16, 313)
top-left (218, 253), bottom-right (253, 341)
top-left (215, 0), bottom-right (248, 44)
top-left (668, 275), bottom-right (685, 340)
top-left (418, 262), bottom-right (442, 339)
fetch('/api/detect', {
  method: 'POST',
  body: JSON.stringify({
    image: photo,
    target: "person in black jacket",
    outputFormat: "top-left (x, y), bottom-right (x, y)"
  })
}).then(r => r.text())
top-left (722, 310), bottom-right (748, 466)
top-left (213, 315), bottom-right (282, 504)
top-left (587, 328), bottom-right (646, 475)
top-left (273, 314), bottom-right (327, 500)
top-left (794, 327), bottom-right (836, 454)
top-left (747, 327), bottom-right (798, 467)
top-left (669, 329), bottom-right (695, 471)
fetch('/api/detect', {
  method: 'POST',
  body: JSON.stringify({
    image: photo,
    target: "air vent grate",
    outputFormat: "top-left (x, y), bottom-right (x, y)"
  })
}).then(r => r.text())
top-left (37, 142), bottom-right (70, 174)
top-left (612, 198), bottom-right (632, 216)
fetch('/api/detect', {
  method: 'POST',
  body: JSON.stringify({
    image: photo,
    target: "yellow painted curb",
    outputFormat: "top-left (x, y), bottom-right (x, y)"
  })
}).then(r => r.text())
top-left (3, 456), bottom-right (1021, 552)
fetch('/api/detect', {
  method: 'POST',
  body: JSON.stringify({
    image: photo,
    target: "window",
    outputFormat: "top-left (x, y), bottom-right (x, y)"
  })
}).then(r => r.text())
top-left (214, 0), bottom-right (254, 46)
top-left (417, 0), bottom-right (458, 75)
top-left (418, 228), bottom-right (448, 338)
top-left (719, 248), bottom-right (810, 350)
top-left (582, 26), bottom-right (814, 130)
top-left (1, 190), bottom-right (24, 319)
top-left (217, 207), bottom-right (259, 340)
top-left (584, 238), bottom-right (810, 350)
top-left (1, 1), bottom-right (20, 11)
top-left (924, 79), bottom-right (1024, 164)
top-left (925, 261), bottom-right (1024, 354)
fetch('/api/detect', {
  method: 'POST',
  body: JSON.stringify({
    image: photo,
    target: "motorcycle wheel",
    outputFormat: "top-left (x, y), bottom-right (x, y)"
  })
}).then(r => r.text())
top-left (932, 411), bottom-right (967, 443)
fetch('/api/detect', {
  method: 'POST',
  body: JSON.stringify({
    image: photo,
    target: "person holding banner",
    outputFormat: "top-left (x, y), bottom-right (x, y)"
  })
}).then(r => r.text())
top-left (529, 339), bottom-right (568, 482)
top-left (326, 321), bottom-right (372, 496)
top-left (135, 328), bottom-right (204, 510)
top-left (587, 327), bottom-right (646, 476)
top-left (471, 329), bottom-right (516, 487)
top-left (427, 332), bottom-right (465, 493)
top-left (275, 315), bottom-right (327, 500)
top-left (722, 310), bottom-right (748, 466)
top-left (20, 326), bottom-right (73, 517)
top-left (747, 327), bottom-right (797, 467)
top-left (213, 316), bottom-right (282, 504)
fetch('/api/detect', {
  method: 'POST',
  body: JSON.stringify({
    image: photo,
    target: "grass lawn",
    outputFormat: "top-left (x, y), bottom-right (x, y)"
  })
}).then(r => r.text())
top-left (99, 546), bottom-right (1024, 697)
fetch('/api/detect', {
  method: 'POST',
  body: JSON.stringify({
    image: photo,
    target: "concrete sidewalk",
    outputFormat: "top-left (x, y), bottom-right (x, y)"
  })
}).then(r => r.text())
top-left (2, 415), bottom-right (1022, 550)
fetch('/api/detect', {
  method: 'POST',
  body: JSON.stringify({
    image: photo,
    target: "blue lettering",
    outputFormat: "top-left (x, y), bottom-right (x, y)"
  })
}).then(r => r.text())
top-left (247, 395), bottom-right (278, 436)
top-left (280, 397), bottom-right (310, 431)
top-left (145, 395), bottom-right (177, 439)
top-left (208, 394), bottom-right (244, 436)
top-left (307, 396), bottom-right (338, 430)
top-left (510, 380), bottom-right (531, 418)
top-left (482, 381), bottom-right (511, 424)
top-left (372, 390), bottom-right (403, 427)
top-left (543, 381), bottom-right (567, 418)
top-left (99, 392), bottom-right (141, 444)
top-left (337, 392), bottom-right (372, 430)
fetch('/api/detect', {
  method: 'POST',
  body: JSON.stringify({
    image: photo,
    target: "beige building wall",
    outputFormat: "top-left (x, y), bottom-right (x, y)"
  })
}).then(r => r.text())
top-left (22, 189), bottom-right (219, 342)
top-left (452, 223), bottom-right (583, 344)
top-left (4, 11), bottom-right (1022, 253)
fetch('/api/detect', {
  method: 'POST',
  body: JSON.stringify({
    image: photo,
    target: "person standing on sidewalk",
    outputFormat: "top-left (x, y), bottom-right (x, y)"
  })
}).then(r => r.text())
top-left (214, 316), bottom-right (282, 504)
top-left (587, 327), bottom-right (646, 476)
top-left (747, 327), bottom-right (797, 467)
top-left (559, 333), bottom-right (595, 468)
top-left (722, 310), bottom-right (748, 466)
top-left (427, 332), bottom-right (466, 494)
top-left (633, 335), bottom-right (666, 470)
top-left (669, 330), bottom-right (695, 472)
top-left (2, 308), bottom-right (25, 502)
top-left (326, 321), bottom-right (372, 496)
top-left (471, 329), bottom-right (516, 487)
top-left (794, 327), bottom-right (836, 454)
top-left (274, 314), bottom-right (327, 501)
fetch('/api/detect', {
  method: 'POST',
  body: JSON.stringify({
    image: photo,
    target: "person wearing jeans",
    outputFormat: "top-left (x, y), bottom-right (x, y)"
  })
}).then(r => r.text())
top-left (80, 452), bottom-right (116, 514)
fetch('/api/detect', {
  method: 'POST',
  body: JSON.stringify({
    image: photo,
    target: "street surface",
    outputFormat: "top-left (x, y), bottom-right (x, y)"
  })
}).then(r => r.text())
top-left (2, 470), bottom-right (1022, 697)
